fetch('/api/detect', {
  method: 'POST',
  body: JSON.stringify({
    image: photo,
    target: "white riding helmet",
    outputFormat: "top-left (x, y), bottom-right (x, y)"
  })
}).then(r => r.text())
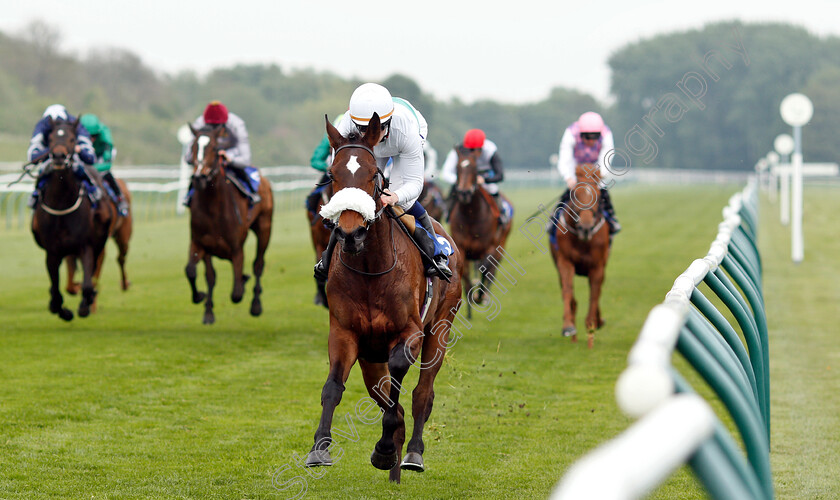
top-left (349, 83), bottom-right (394, 126)
top-left (43, 104), bottom-right (68, 121)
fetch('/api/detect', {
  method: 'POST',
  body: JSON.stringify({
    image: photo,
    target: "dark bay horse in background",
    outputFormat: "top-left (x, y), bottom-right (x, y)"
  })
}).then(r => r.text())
top-left (30, 119), bottom-right (113, 321)
top-left (185, 124), bottom-right (274, 324)
top-left (419, 179), bottom-right (447, 222)
top-left (304, 114), bottom-right (463, 484)
top-left (66, 176), bottom-right (133, 303)
top-left (448, 147), bottom-right (513, 318)
top-left (307, 180), bottom-right (332, 307)
top-left (549, 163), bottom-right (610, 348)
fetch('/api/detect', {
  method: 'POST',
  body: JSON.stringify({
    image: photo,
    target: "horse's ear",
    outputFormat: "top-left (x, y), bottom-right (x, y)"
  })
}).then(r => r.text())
top-left (188, 123), bottom-right (197, 137)
top-left (325, 114), bottom-right (344, 149)
top-left (362, 113), bottom-right (381, 149)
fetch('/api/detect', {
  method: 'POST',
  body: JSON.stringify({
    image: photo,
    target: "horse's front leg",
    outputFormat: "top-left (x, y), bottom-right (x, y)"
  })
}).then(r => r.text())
top-left (372, 336), bottom-right (418, 473)
top-left (404, 311), bottom-right (453, 475)
top-left (306, 332), bottom-right (358, 467)
top-left (230, 249), bottom-right (246, 304)
top-left (47, 252), bottom-right (73, 321)
top-left (585, 265), bottom-right (606, 348)
top-left (185, 242), bottom-right (206, 304)
top-left (202, 254), bottom-right (216, 325)
top-left (77, 245), bottom-right (97, 318)
top-left (65, 256), bottom-right (80, 295)
top-left (249, 212), bottom-right (271, 316)
top-left (460, 250), bottom-right (473, 318)
top-left (556, 257), bottom-right (577, 339)
top-left (360, 360), bottom-right (405, 483)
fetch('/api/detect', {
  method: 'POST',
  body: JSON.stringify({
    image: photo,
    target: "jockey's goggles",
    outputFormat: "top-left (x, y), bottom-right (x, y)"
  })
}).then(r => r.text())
top-left (357, 119), bottom-right (390, 135)
top-left (581, 132), bottom-right (601, 141)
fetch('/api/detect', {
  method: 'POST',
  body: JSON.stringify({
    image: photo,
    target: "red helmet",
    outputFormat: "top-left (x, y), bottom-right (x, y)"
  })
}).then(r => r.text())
top-left (203, 101), bottom-right (229, 124)
top-left (463, 129), bottom-right (486, 149)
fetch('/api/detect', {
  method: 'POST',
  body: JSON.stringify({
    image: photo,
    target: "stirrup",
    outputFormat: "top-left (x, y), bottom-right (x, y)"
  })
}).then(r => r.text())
top-left (426, 256), bottom-right (452, 279)
top-left (314, 259), bottom-right (328, 282)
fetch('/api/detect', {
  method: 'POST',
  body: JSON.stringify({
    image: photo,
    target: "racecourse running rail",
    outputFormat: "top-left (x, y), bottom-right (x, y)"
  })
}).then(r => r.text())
top-left (552, 179), bottom-right (773, 500)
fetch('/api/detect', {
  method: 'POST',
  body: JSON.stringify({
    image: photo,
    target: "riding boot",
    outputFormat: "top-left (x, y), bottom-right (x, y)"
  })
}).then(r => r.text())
top-left (600, 188), bottom-right (621, 234)
top-left (230, 167), bottom-right (262, 204)
top-left (314, 230), bottom-right (339, 283)
top-left (104, 171), bottom-right (129, 216)
top-left (415, 213), bottom-right (452, 279)
top-left (492, 193), bottom-right (507, 226)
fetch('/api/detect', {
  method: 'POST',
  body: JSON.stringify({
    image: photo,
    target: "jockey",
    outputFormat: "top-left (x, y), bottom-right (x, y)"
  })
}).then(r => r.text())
top-left (557, 111), bottom-right (621, 234)
top-left (306, 113), bottom-right (345, 218)
top-left (314, 82), bottom-right (452, 280)
top-left (79, 114), bottom-right (129, 216)
top-left (187, 101), bottom-right (260, 204)
top-left (27, 104), bottom-right (100, 207)
top-left (440, 128), bottom-right (507, 223)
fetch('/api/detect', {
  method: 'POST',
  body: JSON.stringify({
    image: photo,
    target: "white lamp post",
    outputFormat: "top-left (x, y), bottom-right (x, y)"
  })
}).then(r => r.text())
top-left (772, 134), bottom-right (794, 210)
top-left (780, 93), bottom-right (813, 263)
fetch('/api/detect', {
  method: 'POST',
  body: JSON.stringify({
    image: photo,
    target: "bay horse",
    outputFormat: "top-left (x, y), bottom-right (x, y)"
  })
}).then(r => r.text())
top-left (307, 180), bottom-right (332, 308)
top-left (448, 147), bottom-right (513, 318)
top-left (419, 179), bottom-right (447, 222)
top-left (549, 163), bottom-right (610, 348)
top-left (65, 176), bottom-right (133, 303)
top-left (304, 114), bottom-right (463, 483)
top-left (30, 118), bottom-right (114, 321)
top-left (185, 124), bottom-right (274, 324)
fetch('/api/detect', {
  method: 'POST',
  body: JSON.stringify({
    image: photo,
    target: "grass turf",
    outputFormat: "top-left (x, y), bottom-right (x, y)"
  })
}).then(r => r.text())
top-left (1, 183), bottom-right (833, 499)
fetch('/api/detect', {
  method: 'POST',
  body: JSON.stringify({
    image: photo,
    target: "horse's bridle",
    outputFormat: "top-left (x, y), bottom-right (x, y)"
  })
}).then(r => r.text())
top-left (560, 183), bottom-right (606, 241)
top-left (193, 134), bottom-right (225, 181)
top-left (328, 143), bottom-right (389, 227)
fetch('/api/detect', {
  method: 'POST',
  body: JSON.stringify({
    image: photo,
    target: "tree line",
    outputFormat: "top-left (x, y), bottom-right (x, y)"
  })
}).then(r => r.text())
top-left (1, 20), bottom-right (837, 170)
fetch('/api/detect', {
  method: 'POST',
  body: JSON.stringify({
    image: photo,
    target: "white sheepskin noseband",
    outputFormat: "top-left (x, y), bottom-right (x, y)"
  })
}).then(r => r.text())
top-left (319, 187), bottom-right (376, 223)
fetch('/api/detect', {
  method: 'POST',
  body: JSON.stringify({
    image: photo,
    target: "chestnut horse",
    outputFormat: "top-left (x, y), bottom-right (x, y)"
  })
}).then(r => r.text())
top-left (30, 119), bottom-right (114, 321)
top-left (304, 114), bottom-right (463, 483)
top-left (65, 176), bottom-right (133, 303)
top-left (448, 147), bottom-right (513, 317)
top-left (185, 124), bottom-right (274, 324)
top-left (549, 163), bottom-right (610, 348)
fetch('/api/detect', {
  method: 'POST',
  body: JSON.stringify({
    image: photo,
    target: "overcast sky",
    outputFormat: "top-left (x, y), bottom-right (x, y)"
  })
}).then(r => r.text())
top-left (2, 0), bottom-right (839, 104)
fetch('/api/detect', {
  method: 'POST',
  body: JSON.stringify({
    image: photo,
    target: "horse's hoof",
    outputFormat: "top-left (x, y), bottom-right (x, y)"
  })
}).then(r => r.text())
top-left (58, 309), bottom-right (74, 322)
top-left (400, 452), bottom-right (425, 472)
top-left (192, 292), bottom-right (206, 304)
top-left (305, 449), bottom-right (333, 467)
top-left (78, 305), bottom-right (90, 318)
top-left (562, 326), bottom-right (576, 337)
top-left (231, 292), bottom-right (244, 304)
top-left (203, 313), bottom-right (215, 325)
top-left (250, 301), bottom-right (262, 316)
top-left (371, 449), bottom-right (398, 470)
top-left (121, 280), bottom-right (131, 291)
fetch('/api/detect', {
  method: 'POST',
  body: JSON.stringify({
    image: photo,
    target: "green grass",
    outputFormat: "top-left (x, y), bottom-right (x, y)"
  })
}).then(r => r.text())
top-left (761, 187), bottom-right (840, 500)
top-left (0, 184), bottom-right (831, 499)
